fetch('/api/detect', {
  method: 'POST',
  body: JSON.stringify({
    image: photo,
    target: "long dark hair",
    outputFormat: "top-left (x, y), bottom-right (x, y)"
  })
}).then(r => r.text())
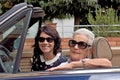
top-left (33, 25), bottom-right (61, 56)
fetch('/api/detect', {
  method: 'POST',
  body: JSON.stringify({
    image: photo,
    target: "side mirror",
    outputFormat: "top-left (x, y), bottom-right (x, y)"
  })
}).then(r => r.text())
top-left (32, 7), bottom-right (45, 18)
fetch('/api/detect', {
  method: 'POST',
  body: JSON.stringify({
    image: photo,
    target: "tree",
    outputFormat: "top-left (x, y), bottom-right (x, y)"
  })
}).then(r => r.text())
top-left (39, 0), bottom-right (94, 25)
top-left (1, 0), bottom-right (119, 25)
top-left (0, 0), bottom-right (24, 15)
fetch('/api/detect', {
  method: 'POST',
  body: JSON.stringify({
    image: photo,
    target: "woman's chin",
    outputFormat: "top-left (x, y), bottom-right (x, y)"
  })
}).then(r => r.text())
top-left (71, 57), bottom-right (80, 61)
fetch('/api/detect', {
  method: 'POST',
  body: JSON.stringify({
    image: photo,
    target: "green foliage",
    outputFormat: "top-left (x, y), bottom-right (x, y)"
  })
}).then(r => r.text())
top-left (39, 0), bottom-right (69, 20)
top-left (39, 0), bottom-right (90, 21)
top-left (1, 0), bottom-right (119, 37)
top-left (0, 3), bottom-right (2, 14)
top-left (89, 8), bottom-right (119, 24)
top-left (88, 8), bottom-right (120, 37)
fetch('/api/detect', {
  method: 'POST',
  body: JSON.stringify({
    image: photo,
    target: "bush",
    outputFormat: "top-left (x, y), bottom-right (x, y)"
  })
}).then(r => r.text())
top-left (88, 7), bottom-right (120, 37)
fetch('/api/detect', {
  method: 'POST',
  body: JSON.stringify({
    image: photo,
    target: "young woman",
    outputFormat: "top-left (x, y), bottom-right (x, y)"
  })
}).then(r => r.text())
top-left (31, 26), bottom-right (67, 71)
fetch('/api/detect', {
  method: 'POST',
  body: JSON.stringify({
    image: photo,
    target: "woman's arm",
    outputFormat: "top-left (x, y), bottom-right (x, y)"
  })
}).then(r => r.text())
top-left (84, 58), bottom-right (112, 68)
top-left (69, 58), bottom-right (112, 68)
top-left (47, 58), bottom-right (112, 71)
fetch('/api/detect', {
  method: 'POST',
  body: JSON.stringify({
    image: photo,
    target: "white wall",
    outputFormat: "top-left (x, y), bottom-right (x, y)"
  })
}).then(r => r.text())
top-left (26, 22), bottom-right (39, 38)
top-left (26, 18), bottom-right (74, 38)
top-left (53, 17), bottom-right (74, 38)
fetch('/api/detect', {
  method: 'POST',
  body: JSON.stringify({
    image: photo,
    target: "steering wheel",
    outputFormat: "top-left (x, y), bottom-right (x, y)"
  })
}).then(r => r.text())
top-left (0, 45), bottom-right (14, 73)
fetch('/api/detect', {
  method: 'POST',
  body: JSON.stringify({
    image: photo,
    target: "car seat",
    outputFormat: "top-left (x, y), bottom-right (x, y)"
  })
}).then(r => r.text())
top-left (91, 37), bottom-right (113, 61)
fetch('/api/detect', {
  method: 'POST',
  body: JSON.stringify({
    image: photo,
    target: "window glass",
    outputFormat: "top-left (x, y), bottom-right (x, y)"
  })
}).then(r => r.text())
top-left (0, 17), bottom-right (25, 73)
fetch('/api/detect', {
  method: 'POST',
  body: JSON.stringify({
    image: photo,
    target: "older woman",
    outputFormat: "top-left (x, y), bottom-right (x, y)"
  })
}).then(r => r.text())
top-left (48, 28), bottom-right (112, 71)
top-left (31, 26), bottom-right (67, 71)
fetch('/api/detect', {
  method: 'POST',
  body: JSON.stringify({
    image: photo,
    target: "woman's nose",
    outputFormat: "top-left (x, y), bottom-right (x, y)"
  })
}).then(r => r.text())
top-left (43, 39), bottom-right (48, 44)
top-left (74, 44), bottom-right (79, 49)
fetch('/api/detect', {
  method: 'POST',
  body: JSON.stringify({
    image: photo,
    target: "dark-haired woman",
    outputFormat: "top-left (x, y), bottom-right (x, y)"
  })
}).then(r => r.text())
top-left (31, 26), bottom-right (67, 71)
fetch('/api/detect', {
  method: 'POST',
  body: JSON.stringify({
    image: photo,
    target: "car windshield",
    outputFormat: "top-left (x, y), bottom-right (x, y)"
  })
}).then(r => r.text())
top-left (0, 2), bottom-right (45, 73)
top-left (0, 17), bottom-right (26, 73)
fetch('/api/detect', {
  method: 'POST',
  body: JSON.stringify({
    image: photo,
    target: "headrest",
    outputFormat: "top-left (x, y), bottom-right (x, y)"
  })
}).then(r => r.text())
top-left (92, 37), bottom-right (112, 60)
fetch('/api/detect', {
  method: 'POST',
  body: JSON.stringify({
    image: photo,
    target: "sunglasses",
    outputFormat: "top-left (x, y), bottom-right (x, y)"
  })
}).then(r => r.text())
top-left (38, 37), bottom-right (54, 43)
top-left (68, 40), bottom-right (91, 49)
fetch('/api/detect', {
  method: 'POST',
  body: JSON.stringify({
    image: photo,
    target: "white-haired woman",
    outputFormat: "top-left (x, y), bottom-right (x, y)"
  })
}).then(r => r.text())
top-left (48, 28), bottom-right (112, 71)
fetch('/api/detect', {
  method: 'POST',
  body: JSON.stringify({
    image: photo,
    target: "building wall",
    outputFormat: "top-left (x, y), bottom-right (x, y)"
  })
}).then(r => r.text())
top-left (52, 18), bottom-right (74, 38)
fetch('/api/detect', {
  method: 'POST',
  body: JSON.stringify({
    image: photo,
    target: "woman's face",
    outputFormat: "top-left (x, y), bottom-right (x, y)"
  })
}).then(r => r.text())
top-left (69, 34), bottom-right (90, 61)
top-left (39, 32), bottom-right (55, 54)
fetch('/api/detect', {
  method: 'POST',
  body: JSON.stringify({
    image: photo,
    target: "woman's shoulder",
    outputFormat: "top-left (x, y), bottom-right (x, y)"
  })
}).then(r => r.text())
top-left (52, 53), bottom-right (68, 66)
top-left (56, 52), bottom-right (68, 63)
top-left (58, 52), bottom-right (68, 59)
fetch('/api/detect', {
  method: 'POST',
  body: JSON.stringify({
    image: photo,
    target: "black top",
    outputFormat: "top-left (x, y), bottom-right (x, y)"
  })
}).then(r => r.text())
top-left (31, 53), bottom-right (68, 71)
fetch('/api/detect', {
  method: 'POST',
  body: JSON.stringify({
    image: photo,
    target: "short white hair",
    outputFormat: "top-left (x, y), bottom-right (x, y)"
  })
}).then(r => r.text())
top-left (73, 28), bottom-right (95, 46)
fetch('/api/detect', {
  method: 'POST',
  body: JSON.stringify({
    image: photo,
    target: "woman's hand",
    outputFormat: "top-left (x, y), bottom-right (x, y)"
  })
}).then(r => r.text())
top-left (47, 64), bottom-right (73, 71)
